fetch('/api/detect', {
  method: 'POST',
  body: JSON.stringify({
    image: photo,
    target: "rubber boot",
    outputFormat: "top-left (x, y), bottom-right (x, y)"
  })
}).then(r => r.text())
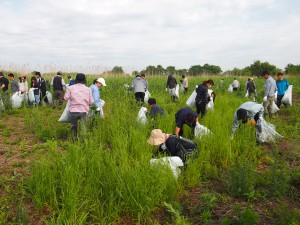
top-left (71, 126), bottom-right (78, 141)
top-left (53, 100), bottom-right (57, 109)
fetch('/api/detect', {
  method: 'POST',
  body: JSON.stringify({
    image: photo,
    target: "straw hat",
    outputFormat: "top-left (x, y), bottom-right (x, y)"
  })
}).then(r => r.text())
top-left (147, 129), bottom-right (166, 145)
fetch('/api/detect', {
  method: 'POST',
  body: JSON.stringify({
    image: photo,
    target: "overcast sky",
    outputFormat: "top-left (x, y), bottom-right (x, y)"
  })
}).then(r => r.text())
top-left (0, 0), bottom-right (299, 74)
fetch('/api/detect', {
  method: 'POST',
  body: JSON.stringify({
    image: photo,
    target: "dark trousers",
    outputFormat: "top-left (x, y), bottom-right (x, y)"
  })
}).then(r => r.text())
top-left (196, 101), bottom-right (207, 118)
top-left (178, 123), bottom-right (196, 137)
top-left (276, 95), bottom-right (286, 109)
top-left (53, 90), bottom-right (64, 108)
top-left (70, 112), bottom-right (87, 140)
top-left (184, 87), bottom-right (188, 94)
top-left (40, 90), bottom-right (48, 103)
top-left (135, 92), bottom-right (145, 104)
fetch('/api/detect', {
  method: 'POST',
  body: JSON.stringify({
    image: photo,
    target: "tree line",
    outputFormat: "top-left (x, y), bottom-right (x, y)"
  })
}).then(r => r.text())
top-left (110, 61), bottom-right (300, 76)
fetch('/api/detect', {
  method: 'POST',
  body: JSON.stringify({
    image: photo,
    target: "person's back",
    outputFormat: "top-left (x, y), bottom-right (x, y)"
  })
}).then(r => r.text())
top-left (247, 80), bottom-right (255, 93)
top-left (162, 135), bottom-right (198, 163)
top-left (149, 104), bottom-right (165, 117)
top-left (130, 76), bottom-right (147, 93)
top-left (166, 75), bottom-right (177, 89)
top-left (52, 76), bottom-right (64, 91)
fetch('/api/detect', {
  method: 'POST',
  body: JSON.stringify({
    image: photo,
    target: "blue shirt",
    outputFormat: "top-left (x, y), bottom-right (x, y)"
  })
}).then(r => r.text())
top-left (276, 78), bottom-right (289, 96)
top-left (90, 84), bottom-right (102, 108)
top-left (175, 108), bottom-right (198, 128)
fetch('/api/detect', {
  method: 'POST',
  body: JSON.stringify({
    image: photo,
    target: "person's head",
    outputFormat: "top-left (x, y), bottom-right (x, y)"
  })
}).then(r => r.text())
top-left (19, 75), bottom-right (26, 82)
top-left (184, 113), bottom-right (195, 126)
top-left (250, 77), bottom-right (253, 81)
top-left (277, 72), bottom-right (284, 81)
top-left (31, 76), bottom-right (37, 83)
top-left (147, 98), bottom-right (156, 107)
top-left (35, 71), bottom-right (41, 77)
top-left (211, 91), bottom-right (216, 102)
top-left (95, 78), bottom-right (106, 87)
top-left (147, 129), bottom-right (167, 146)
top-left (141, 74), bottom-right (146, 79)
top-left (236, 108), bottom-right (248, 124)
top-left (182, 75), bottom-right (185, 79)
top-left (57, 71), bottom-right (63, 76)
top-left (203, 79), bottom-right (214, 88)
top-left (8, 73), bottom-right (14, 80)
top-left (262, 70), bottom-right (270, 79)
top-left (75, 73), bottom-right (86, 84)
top-left (67, 76), bottom-right (72, 80)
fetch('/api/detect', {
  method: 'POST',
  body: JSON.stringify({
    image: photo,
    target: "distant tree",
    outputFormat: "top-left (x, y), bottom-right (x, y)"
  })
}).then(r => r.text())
top-left (202, 63), bottom-right (222, 74)
top-left (285, 64), bottom-right (300, 74)
top-left (156, 65), bottom-right (165, 75)
top-left (177, 68), bottom-right (188, 76)
top-left (166, 66), bottom-right (176, 75)
top-left (248, 60), bottom-right (279, 77)
top-left (189, 65), bottom-right (203, 76)
top-left (145, 65), bottom-right (156, 76)
top-left (111, 66), bottom-right (124, 74)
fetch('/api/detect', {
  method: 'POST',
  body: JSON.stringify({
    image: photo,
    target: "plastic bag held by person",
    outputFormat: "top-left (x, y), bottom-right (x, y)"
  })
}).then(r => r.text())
top-left (256, 117), bottom-right (283, 143)
top-left (270, 101), bottom-right (280, 114)
top-left (144, 91), bottom-right (151, 103)
top-left (46, 91), bottom-right (53, 104)
top-left (194, 122), bottom-right (212, 138)
top-left (11, 92), bottom-right (24, 109)
top-left (28, 88), bottom-right (35, 102)
top-left (150, 156), bottom-right (184, 180)
top-left (175, 84), bottom-right (180, 99)
top-left (282, 85), bottom-right (293, 106)
top-left (186, 86), bottom-right (198, 107)
top-left (137, 106), bottom-right (147, 124)
top-left (58, 100), bottom-right (71, 123)
top-left (228, 84), bottom-right (233, 92)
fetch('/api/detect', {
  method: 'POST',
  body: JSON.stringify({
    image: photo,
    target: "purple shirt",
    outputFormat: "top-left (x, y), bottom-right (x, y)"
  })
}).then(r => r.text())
top-left (64, 83), bottom-right (94, 114)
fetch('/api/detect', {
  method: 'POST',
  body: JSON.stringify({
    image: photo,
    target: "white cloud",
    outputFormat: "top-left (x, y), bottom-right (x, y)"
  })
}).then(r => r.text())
top-left (0, 0), bottom-right (299, 73)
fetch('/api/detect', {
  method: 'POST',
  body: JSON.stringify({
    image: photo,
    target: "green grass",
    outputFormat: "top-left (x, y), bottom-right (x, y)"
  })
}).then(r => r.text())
top-left (1, 75), bottom-right (299, 224)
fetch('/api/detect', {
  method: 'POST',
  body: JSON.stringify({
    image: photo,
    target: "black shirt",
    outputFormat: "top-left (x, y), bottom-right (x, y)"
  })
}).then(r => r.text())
top-left (0, 77), bottom-right (9, 91)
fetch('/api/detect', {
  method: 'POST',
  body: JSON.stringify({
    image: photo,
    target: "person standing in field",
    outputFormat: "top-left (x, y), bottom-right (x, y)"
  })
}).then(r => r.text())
top-left (195, 79), bottom-right (214, 118)
top-left (130, 74), bottom-right (148, 105)
top-left (166, 74), bottom-right (177, 102)
top-left (232, 78), bottom-right (240, 91)
top-left (90, 77), bottom-right (106, 119)
top-left (68, 76), bottom-right (75, 86)
top-left (51, 71), bottom-right (66, 109)
top-left (276, 73), bottom-right (289, 109)
top-left (8, 73), bottom-right (19, 94)
top-left (174, 107), bottom-right (199, 137)
top-left (18, 75), bottom-right (29, 105)
top-left (182, 75), bottom-right (188, 94)
top-left (64, 73), bottom-right (93, 141)
top-left (30, 76), bottom-right (40, 106)
top-left (246, 78), bottom-right (256, 100)
top-left (35, 71), bottom-right (49, 104)
top-left (262, 70), bottom-right (277, 117)
top-left (0, 72), bottom-right (9, 109)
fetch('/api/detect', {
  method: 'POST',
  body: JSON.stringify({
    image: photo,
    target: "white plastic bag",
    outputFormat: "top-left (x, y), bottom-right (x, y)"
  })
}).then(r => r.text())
top-left (175, 84), bottom-right (179, 99)
top-left (180, 85), bottom-right (184, 92)
top-left (228, 84), bottom-right (233, 92)
top-left (28, 88), bottom-right (35, 102)
top-left (206, 99), bottom-right (214, 110)
top-left (186, 90), bottom-right (197, 107)
top-left (150, 156), bottom-right (184, 180)
top-left (256, 118), bottom-right (283, 143)
top-left (137, 106), bottom-right (147, 124)
top-left (282, 85), bottom-right (293, 106)
top-left (245, 90), bottom-right (249, 97)
top-left (194, 122), bottom-right (212, 138)
top-left (58, 100), bottom-right (71, 122)
top-left (11, 92), bottom-right (24, 109)
top-left (46, 91), bottom-right (52, 104)
top-left (270, 101), bottom-right (280, 114)
top-left (144, 91), bottom-right (151, 103)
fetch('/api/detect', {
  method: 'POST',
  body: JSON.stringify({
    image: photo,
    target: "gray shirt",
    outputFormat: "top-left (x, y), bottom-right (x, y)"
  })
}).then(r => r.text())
top-left (130, 77), bottom-right (147, 93)
top-left (264, 76), bottom-right (277, 97)
top-left (231, 101), bottom-right (264, 133)
top-left (11, 80), bottom-right (20, 93)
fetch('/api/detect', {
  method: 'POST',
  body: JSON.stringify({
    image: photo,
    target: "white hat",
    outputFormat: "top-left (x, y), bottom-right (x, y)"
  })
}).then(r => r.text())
top-left (147, 129), bottom-right (166, 145)
top-left (96, 78), bottom-right (106, 86)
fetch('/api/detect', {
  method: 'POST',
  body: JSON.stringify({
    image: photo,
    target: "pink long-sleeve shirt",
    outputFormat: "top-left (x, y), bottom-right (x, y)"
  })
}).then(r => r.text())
top-left (64, 83), bottom-right (94, 114)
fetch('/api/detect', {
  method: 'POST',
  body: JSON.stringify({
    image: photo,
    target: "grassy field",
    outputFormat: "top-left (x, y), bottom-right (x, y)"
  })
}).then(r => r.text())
top-left (0, 75), bottom-right (299, 224)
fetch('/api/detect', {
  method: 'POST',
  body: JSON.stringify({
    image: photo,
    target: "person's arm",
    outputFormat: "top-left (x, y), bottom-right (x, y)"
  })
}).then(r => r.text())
top-left (195, 117), bottom-right (198, 123)
top-left (64, 88), bottom-right (71, 101)
top-left (231, 112), bottom-right (239, 134)
top-left (174, 126), bottom-right (181, 136)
